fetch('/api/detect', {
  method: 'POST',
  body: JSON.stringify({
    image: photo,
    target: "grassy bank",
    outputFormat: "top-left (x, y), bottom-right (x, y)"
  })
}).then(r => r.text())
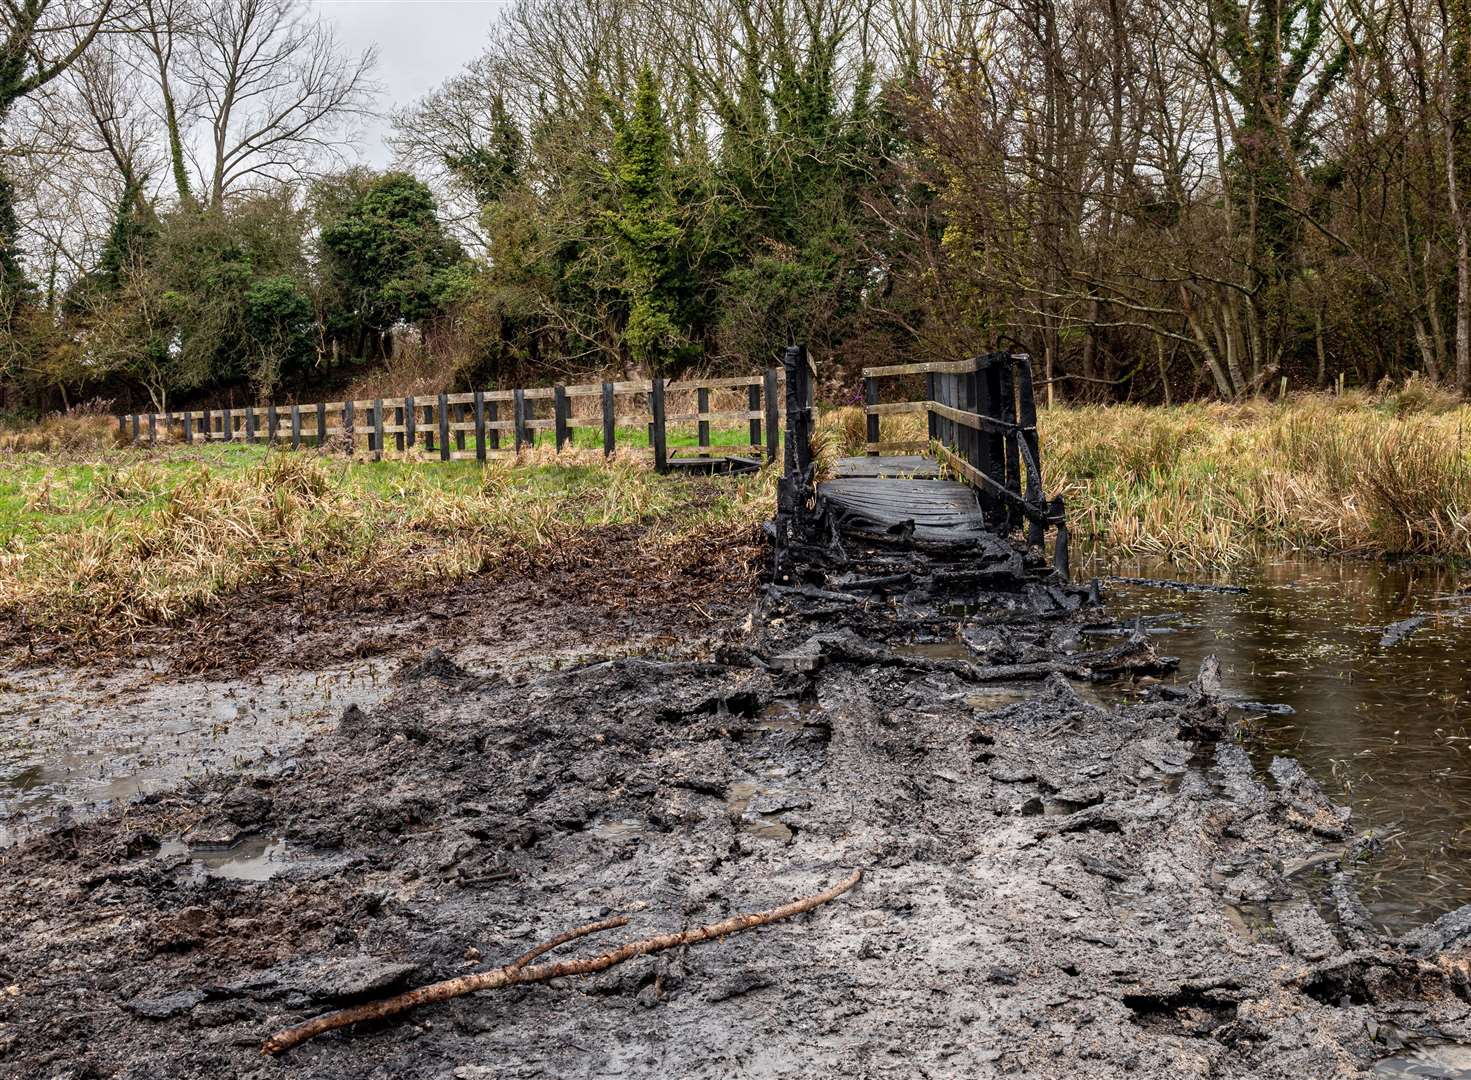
top-left (7, 383), bottom-right (1471, 639)
top-left (0, 439), bottom-right (774, 640)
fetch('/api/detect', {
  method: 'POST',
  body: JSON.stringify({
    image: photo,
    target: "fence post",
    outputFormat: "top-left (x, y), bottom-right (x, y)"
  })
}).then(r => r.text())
top-left (697, 386), bottom-right (710, 449)
top-left (148, 413), bottom-right (157, 447)
top-left (763, 368), bottom-right (779, 464)
top-left (267, 404), bottom-right (278, 443)
top-left (164, 410), bottom-right (174, 443)
top-left (373, 399), bottom-right (385, 460)
top-left (455, 403), bottom-right (467, 452)
top-left (864, 376), bottom-right (880, 455)
top-left (183, 411), bottom-right (193, 444)
top-left (315, 402), bottom-right (326, 447)
top-left (514, 388), bottom-right (527, 451)
top-left (487, 399), bottom-right (499, 450)
top-left (246, 405), bottom-right (258, 444)
top-left (222, 406), bottom-right (233, 441)
top-left (424, 402), bottom-right (434, 453)
top-left (404, 396), bottom-right (416, 450)
top-left (474, 390), bottom-right (486, 462)
top-left (291, 405), bottom-right (301, 450)
top-left (554, 384), bottom-right (570, 451)
top-left (343, 400), bottom-right (355, 456)
top-left (747, 383), bottom-right (761, 451)
top-left (650, 377), bottom-right (667, 473)
top-left (438, 393), bottom-right (450, 461)
top-left (130, 413), bottom-right (139, 445)
top-left (394, 404), bottom-right (404, 453)
top-left (602, 382), bottom-right (615, 456)
top-left (117, 414), bottom-right (126, 441)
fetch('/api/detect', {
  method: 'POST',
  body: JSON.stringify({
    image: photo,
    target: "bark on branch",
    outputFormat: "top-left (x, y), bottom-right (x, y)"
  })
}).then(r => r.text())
top-left (261, 869), bottom-right (863, 1057)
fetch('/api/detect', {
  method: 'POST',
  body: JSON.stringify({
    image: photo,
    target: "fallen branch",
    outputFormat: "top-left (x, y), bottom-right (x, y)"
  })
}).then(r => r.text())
top-left (261, 869), bottom-right (863, 1057)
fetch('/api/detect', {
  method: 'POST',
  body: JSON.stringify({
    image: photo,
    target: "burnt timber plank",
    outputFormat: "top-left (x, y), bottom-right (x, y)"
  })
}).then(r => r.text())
top-left (818, 476), bottom-right (989, 544)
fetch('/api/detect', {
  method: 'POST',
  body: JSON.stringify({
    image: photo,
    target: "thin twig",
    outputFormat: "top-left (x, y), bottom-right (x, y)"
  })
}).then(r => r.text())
top-left (261, 869), bottom-right (863, 1057)
top-left (506, 916), bottom-right (629, 972)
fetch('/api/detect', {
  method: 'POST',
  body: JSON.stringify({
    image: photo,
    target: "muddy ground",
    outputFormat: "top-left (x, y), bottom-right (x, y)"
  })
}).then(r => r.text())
top-left (3, 527), bottom-right (1471, 1079)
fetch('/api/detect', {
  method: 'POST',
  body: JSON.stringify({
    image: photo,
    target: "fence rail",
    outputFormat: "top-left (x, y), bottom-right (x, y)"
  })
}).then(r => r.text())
top-left (862, 352), bottom-right (1066, 554)
top-left (118, 371), bottom-right (786, 474)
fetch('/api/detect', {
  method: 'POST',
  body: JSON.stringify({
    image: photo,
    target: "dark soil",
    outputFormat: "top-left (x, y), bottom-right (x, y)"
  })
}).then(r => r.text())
top-left (3, 530), bottom-right (1470, 1079)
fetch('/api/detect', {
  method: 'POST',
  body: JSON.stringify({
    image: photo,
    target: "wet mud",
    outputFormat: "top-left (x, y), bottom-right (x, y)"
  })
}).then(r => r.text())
top-left (4, 531), bottom-right (1471, 1078)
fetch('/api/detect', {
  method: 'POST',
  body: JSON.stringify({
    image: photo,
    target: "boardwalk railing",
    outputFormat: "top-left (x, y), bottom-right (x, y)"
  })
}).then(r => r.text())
top-left (863, 352), bottom-right (1067, 561)
top-left (118, 371), bottom-right (785, 474)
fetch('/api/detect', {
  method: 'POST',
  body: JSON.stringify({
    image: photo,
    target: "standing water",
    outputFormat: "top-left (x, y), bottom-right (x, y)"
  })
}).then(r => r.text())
top-left (1092, 556), bottom-right (1471, 936)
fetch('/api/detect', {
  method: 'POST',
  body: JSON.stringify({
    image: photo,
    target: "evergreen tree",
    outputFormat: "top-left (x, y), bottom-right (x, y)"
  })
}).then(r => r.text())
top-left (608, 66), bottom-right (694, 372)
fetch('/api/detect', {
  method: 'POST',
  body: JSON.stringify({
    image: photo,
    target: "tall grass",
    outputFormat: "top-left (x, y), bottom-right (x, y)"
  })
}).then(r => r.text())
top-left (1041, 397), bottom-right (1471, 566)
top-left (0, 447), bottom-right (775, 638)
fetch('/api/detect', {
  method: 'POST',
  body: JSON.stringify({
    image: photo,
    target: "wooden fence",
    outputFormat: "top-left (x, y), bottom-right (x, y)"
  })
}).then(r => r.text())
top-left (118, 371), bottom-right (785, 474)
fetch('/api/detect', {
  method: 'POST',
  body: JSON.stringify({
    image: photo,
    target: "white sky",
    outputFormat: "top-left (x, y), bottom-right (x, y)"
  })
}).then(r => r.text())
top-left (312, 0), bottom-right (511, 166)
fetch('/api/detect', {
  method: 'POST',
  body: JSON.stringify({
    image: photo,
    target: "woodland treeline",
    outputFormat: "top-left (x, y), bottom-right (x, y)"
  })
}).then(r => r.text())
top-left (0, 0), bottom-right (1468, 413)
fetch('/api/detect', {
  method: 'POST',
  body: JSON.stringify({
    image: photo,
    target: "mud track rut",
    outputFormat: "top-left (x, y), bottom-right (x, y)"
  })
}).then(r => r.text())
top-left (1, 535), bottom-right (1470, 1078)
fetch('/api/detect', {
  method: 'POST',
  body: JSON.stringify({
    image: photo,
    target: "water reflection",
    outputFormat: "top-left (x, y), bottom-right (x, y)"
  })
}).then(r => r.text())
top-left (1087, 554), bottom-right (1471, 935)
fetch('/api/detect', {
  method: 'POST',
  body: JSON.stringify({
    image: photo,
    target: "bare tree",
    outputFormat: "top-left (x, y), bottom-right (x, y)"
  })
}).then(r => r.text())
top-left (181, 0), bottom-right (377, 208)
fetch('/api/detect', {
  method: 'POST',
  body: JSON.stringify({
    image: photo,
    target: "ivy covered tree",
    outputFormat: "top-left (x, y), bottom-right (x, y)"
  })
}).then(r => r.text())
top-left (607, 66), bottom-right (696, 372)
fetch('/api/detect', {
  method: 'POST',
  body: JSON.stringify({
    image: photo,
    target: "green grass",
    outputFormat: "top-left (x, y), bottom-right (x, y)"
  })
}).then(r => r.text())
top-left (0, 439), bottom-right (777, 638)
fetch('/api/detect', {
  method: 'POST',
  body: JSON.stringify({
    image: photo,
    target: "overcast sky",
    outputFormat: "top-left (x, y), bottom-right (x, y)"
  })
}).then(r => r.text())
top-left (312, 0), bottom-right (510, 166)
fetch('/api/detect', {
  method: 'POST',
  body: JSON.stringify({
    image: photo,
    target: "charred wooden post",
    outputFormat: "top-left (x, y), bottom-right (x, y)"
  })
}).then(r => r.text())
top-left (865, 376), bottom-right (879, 454)
top-left (602, 382), bottom-right (615, 456)
top-left (437, 394), bottom-right (450, 461)
top-left (554, 384), bottom-right (570, 451)
top-left (395, 405), bottom-right (405, 452)
top-left (763, 368), bottom-right (780, 463)
top-left (487, 399), bottom-right (500, 451)
top-left (290, 406), bottom-right (301, 450)
top-left (183, 412), bottom-right (194, 444)
top-left (697, 387), bottom-right (710, 449)
top-left (651, 377), bottom-right (668, 473)
top-left (373, 399), bottom-right (385, 459)
top-left (267, 404), bottom-right (279, 443)
top-left (131, 413), bottom-right (140, 445)
top-left (748, 383), bottom-right (762, 450)
top-left (222, 406), bottom-right (233, 441)
top-left (405, 396), bottom-right (416, 449)
top-left (316, 402), bottom-right (327, 448)
top-left (245, 405), bottom-right (256, 444)
top-left (514, 389), bottom-right (528, 451)
top-left (474, 391), bottom-right (487, 462)
top-left (343, 400), bottom-right (355, 456)
top-left (455, 403), bottom-right (467, 453)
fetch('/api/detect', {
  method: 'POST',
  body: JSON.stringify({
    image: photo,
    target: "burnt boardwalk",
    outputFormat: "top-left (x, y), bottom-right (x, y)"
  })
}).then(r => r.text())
top-left (821, 455), bottom-right (991, 545)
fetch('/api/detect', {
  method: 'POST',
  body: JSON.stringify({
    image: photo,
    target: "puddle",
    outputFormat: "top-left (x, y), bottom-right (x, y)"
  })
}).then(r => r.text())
top-left (1089, 554), bottom-right (1471, 935)
top-left (159, 834), bottom-right (296, 881)
top-left (589, 817), bottom-right (645, 843)
top-left (1374, 1043), bottom-right (1471, 1077)
top-left (727, 780), bottom-right (795, 841)
top-left (896, 640), bottom-right (974, 662)
top-left (0, 661), bottom-right (393, 846)
top-left (964, 687), bottom-right (1033, 711)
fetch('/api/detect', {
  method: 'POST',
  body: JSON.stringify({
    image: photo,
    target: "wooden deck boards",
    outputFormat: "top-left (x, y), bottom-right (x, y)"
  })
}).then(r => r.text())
top-left (832, 455), bottom-right (942, 479)
top-left (819, 474), bottom-right (988, 544)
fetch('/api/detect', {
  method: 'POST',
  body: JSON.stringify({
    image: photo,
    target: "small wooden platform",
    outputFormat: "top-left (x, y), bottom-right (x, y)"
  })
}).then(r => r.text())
top-left (832, 455), bottom-right (942, 480)
top-left (820, 459), bottom-right (988, 544)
